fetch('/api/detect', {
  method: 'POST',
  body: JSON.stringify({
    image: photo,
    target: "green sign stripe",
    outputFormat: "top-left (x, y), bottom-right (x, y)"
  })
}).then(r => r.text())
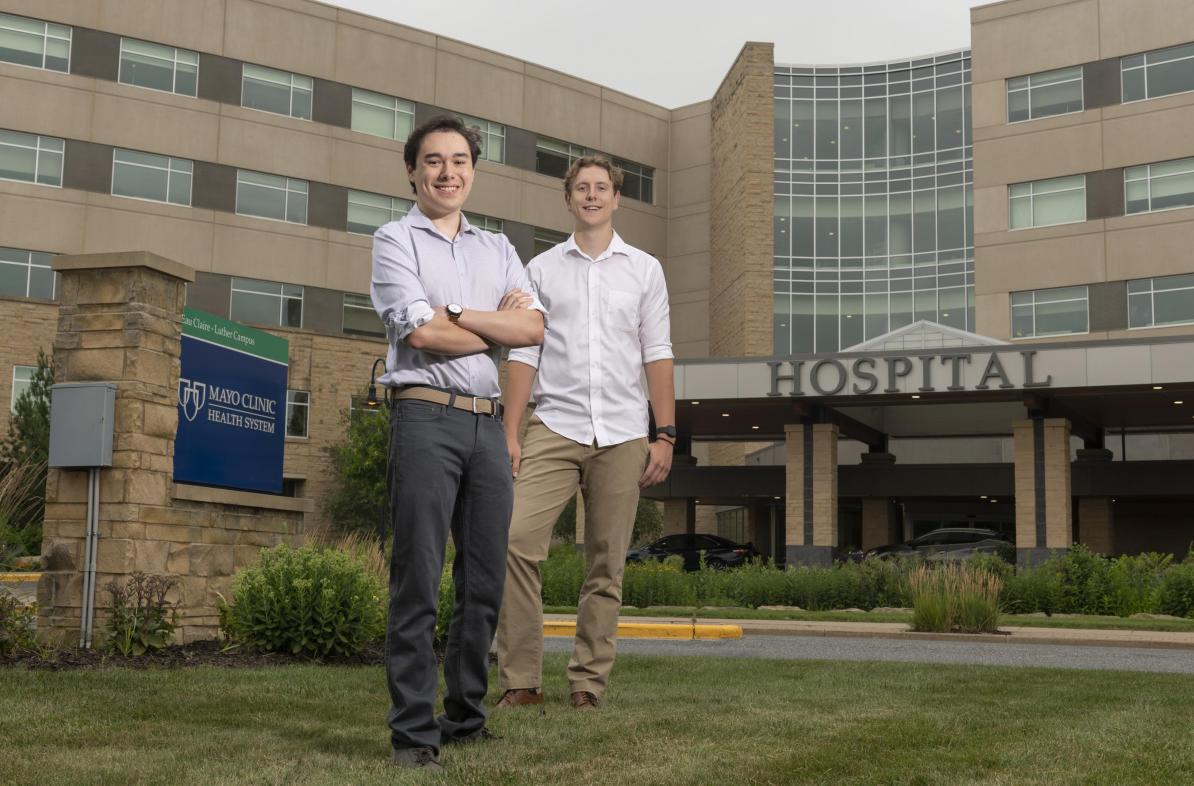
top-left (182, 307), bottom-right (289, 365)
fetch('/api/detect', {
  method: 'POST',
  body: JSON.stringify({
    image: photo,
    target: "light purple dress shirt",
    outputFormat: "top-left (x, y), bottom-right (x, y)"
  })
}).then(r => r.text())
top-left (371, 205), bottom-right (545, 398)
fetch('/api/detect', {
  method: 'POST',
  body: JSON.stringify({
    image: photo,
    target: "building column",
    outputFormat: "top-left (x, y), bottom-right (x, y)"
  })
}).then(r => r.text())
top-left (663, 499), bottom-right (695, 536)
top-left (860, 498), bottom-right (898, 551)
top-left (1012, 417), bottom-right (1072, 566)
top-left (1076, 448), bottom-right (1114, 555)
top-left (784, 422), bottom-right (838, 566)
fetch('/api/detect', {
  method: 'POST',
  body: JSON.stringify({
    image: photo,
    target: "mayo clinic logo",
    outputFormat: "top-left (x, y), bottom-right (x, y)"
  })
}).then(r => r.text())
top-left (178, 377), bottom-right (207, 422)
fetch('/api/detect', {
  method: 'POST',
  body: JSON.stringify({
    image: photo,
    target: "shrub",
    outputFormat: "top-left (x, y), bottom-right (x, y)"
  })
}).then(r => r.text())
top-left (0, 587), bottom-right (37, 655)
top-left (322, 404), bottom-right (390, 534)
top-left (436, 559), bottom-right (454, 646)
top-left (105, 572), bottom-right (178, 656)
top-left (1158, 557), bottom-right (1194, 618)
top-left (541, 545), bottom-right (585, 606)
top-left (1055, 544), bottom-right (1114, 615)
top-left (220, 544), bottom-right (385, 658)
top-left (0, 459), bottom-right (47, 568)
top-left (1108, 552), bottom-right (1172, 617)
top-left (908, 562), bottom-right (1002, 633)
top-left (621, 557), bottom-right (695, 607)
top-left (1000, 560), bottom-right (1061, 614)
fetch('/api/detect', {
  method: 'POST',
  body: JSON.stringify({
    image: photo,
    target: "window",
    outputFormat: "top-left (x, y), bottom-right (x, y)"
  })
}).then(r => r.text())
top-left (465, 212), bottom-right (503, 233)
top-left (1125, 156), bottom-right (1194, 214)
top-left (347, 190), bottom-right (411, 235)
top-left (1010, 286), bottom-right (1088, 338)
top-left (285, 390), bottom-right (309, 438)
top-left (230, 277), bottom-right (303, 328)
top-left (351, 88), bottom-right (414, 141)
top-left (1122, 42), bottom-right (1194, 102)
top-left (457, 113), bottom-right (505, 163)
top-left (0, 12), bottom-right (70, 72)
top-left (111, 148), bottom-right (192, 206)
top-left (1128, 273), bottom-right (1194, 329)
top-left (236, 170), bottom-right (308, 224)
top-left (342, 293), bottom-right (383, 336)
top-left (535, 136), bottom-right (587, 179)
top-left (533, 227), bottom-right (569, 257)
top-left (613, 157), bottom-right (655, 203)
top-left (10, 365), bottom-right (33, 412)
top-left (0, 247), bottom-right (55, 299)
top-left (241, 64), bottom-right (312, 120)
top-left (1008, 175), bottom-right (1085, 229)
top-left (118, 38), bottom-right (198, 96)
top-left (1007, 66), bottom-right (1083, 122)
top-left (0, 130), bottom-right (63, 187)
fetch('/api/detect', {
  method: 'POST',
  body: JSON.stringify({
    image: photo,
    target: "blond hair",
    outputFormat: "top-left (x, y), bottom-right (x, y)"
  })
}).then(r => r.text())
top-left (563, 154), bottom-right (623, 198)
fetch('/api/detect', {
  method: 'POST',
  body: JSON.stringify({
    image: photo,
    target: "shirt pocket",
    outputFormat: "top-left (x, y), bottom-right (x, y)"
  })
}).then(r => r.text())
top-left (603, 289), bottom-right (639, 333)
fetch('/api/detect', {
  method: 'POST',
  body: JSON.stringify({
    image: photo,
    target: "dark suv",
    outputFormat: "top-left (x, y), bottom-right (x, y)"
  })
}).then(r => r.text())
top-left (626, 534), bottom-right (758, 571)
top-left (863, 528), bottom-right (1013, 562)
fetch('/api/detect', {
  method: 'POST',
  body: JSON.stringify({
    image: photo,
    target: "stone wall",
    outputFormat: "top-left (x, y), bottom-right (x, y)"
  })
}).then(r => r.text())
top-left (37, 252), bottom-right (309, 645)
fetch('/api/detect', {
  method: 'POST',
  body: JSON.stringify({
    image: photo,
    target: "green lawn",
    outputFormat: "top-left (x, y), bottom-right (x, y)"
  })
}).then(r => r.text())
top-left (543, 605), bottom-right (1194, 633)
top-left (2, 653), bottom-right (1193, 785)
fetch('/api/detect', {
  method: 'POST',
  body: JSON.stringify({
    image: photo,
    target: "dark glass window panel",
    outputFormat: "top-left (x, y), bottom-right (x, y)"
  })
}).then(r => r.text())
top-left (1153, 287), bottom-right (1194, 326)
top-left (0, 27), bottom-right (44, 68)
top-left (1150, 170), bottom-right (1194, 210)
top-left (912, 92), bottom-right (935, 153)
top-left (815, 101), bottom-right (838, 159)
top-left (242, 76), bottom-right (292, 116)
top-left (840, 295), bottom-right (864, 348)
top-left (1146, 54), bottom-right (1194, 100)
top-left (791, 196), bottom-right (814, 256)
top-left (1034, 297), bottom-right (1086, 335)
top-left (864, 98), bottom-right (886, 158)
top-left (536, 148), bottom-right (569, 178)
top-left (622, 171), bottom-right (642, 201)
top-left (815, 295), bottom-right (839, 353)
top-left (1032, 79), bottom-right (1083, 117)
top-left (890, 292), bottom-right (913, 329)
top-left (774, 99), bottom-right (790, 158)
top-left (790, 295), bottom-right (814, 353)
top-left (774, 195), bottom-right (790, 256)
top-left (864, 293), bottom-right (889, 339)
top-left (1128, 292), bottom-right (1153, 328)
top-left (840, 100), bottom-right (862, 159)
top-left (28, 264), bottom-right (54, 299)
top-left (231, 290), bottom-right (280, 326)
top-left (939, 288), bottom-right (966, 328)
top-left (1122, 67), bottom-right (1146, 101)
top-left (122, 53), bottom-right (174, 92)
top-left (936, 186), bottom-right (965, 251)
top-left (889, 94), bottom-right (911, 157)
top-left (291, 89), bottom-right (312, 120)
top-left (840, 196), bottom-right (863, 257)
top-left (0, 259), bottom-right (24, 296)
top-left (284, 296), bottom-right (303, 327)
top-left (343, 304), bottom-right (384, 336)
top-left (815, 197), bottom-right (837, 257)
top-left (773, 294), bottom-right (792, 356)
top-left (936, 86), bottom-right (964, 150)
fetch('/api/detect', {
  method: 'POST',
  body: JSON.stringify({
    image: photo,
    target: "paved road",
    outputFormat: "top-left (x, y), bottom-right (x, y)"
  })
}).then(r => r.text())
top-left (544, 634), bottom-right (1194, 674)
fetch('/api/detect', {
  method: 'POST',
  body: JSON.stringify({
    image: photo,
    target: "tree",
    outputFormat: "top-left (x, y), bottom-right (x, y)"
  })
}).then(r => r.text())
top-left (0, 349), bottom-right (53, 561)
top-left (322, 403), bottom-right (390, 536)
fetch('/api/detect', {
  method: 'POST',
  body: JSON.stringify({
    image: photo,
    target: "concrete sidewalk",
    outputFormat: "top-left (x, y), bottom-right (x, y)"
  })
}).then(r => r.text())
top-left (545, 613), bottom-right (1194, 651)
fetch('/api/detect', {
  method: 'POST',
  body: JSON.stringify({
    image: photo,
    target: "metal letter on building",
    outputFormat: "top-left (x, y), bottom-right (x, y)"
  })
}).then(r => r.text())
top-left (174, 307), bottom-right (289, 494)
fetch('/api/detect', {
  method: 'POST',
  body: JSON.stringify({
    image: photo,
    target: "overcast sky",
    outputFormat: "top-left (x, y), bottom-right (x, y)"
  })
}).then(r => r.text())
top-left (320, 0), bottom-right (990, 108)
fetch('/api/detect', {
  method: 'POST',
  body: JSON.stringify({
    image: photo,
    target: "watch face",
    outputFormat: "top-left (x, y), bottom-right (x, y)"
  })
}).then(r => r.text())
top-left (447, 304), bottom-right (463, 318)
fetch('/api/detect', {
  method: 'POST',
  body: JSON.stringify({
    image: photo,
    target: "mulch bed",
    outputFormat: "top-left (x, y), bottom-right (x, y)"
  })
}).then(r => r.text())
top-left (0, 639), bottom-right (388, 672)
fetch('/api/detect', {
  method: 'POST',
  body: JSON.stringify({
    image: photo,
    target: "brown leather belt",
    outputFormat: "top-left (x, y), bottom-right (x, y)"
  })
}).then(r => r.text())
top-left (389, 386), bottom-right (503, 418)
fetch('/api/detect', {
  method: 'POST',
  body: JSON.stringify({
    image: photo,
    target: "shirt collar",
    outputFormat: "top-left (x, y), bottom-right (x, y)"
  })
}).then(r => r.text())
top-left (406, 203), bottom-right (475, 241)
top-left (564, 231), bottom-right (627, 262)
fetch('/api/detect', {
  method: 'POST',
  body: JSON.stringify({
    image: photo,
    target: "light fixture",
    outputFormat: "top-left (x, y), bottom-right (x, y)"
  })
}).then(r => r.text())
top-left (721, 413), bottom-right (730, 417)
top-left (980, 495), bottom-right (988, 499)
top-left (773, 496), bottom-right (781, 500)
top-left (364, 358), bottom-right (386, 409)
top-left (1153, 385), bottom-right (1163, 390)
top-left (1175, 400), bottom-right (1185, 405)
top-left (911, 394), bottom-right (920, 399)
top-left (752, 425), bottom-right (760, 430)
top-left (691, 400), bottom-right (700, 405)
top-left (990, 499), bottom-right (998, 503)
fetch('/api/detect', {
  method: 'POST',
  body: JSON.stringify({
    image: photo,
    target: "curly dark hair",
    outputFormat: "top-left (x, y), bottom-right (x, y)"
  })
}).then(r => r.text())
top-left (403, 114), bottom-right (483, 194)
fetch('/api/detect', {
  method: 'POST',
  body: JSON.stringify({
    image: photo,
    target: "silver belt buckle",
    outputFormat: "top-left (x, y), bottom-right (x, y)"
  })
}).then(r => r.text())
top-left (470, 396), bottom-right (479, 415)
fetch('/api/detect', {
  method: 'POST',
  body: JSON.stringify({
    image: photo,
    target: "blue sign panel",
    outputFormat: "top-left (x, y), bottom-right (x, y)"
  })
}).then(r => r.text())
top-left (174, 308), bottom-right (288, 494)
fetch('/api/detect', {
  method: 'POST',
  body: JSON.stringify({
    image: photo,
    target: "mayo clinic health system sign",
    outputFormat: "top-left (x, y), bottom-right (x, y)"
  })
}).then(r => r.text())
top-left (174, 308), bottom-right (288, 494)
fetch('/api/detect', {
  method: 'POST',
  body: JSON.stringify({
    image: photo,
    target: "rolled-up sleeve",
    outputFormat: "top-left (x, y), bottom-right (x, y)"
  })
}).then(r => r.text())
top-left (371, 224), bottom-right (434, 342)
top-left (506, 250), bottom-right (546, 368)
top-left (639, 258), bottom-right (673, 364)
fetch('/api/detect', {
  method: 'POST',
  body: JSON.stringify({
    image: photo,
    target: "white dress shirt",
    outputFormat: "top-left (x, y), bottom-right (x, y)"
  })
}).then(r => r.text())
top-left (508, 232), bottom-right (672, 447)
top-left (371, 205), bottom-right (545, 398)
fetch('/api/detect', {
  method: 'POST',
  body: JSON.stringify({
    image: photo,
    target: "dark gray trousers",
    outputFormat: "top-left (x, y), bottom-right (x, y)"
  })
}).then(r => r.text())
top-left (385, 398), bottom-right (512, 753)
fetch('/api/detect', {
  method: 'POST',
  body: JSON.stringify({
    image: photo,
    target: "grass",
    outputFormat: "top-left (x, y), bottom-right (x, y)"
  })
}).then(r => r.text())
top-left (2, 653), bottom-right (1193, 785)
top-left (545, 605), bottom-right (1194, 632)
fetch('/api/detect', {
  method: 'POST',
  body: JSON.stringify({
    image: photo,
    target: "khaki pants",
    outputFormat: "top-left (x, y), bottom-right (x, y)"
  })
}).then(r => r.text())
top-left (496, 416), bottom-right (648, 697)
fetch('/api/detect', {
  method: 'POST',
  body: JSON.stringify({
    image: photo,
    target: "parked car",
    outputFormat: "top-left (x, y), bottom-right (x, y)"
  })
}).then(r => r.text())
top-left (626, 534), bottom-right (759, 571)
top-left (859, 527), bottom-right (1013, 562)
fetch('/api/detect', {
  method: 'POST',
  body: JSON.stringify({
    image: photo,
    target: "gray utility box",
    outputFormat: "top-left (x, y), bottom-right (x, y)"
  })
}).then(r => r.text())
top-left (48, 382), bottom-right (117, 468)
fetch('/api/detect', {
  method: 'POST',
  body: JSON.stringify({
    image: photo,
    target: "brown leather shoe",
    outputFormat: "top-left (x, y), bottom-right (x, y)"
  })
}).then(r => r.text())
top-left (495, 688), bottom-right (544, 708)
top-left (570, 691), bottom-right (599, 710)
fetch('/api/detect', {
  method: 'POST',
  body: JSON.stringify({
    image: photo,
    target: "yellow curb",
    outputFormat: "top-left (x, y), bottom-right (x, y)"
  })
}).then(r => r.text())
top-left (0, 572), bottom-right (41, 583)
top-left (544, 621), bottom-right (743, 640)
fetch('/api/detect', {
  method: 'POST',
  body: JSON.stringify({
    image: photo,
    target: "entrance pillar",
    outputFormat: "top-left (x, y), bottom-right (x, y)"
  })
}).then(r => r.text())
top-left (784, 422), bottom-right (838, 566)
top-left (1012, 417), bottom-right (1072, 566)
top-left (860, 498), bottom-right (898, 551)
top-left (1075, 448), bottom-right (1114, 555)
top-left (663, 499), bottom-right (695, 536)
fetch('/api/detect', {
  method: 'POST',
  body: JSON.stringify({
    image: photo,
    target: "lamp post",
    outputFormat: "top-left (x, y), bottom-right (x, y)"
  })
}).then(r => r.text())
top-left (364, 357), bottom-right (386, 409)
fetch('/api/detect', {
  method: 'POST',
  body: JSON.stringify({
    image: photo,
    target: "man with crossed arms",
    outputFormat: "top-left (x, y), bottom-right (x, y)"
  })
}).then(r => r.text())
top-left (495, 154), bottom-right (675, 711)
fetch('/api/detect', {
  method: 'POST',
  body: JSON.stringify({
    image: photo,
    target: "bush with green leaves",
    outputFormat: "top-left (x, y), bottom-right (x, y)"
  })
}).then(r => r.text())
top-left (908, 562), bottom-right (1002, 633)
top-left (1108, 552), bottom-right (1172, 617)
top-left (541, 544), bottom-right (585, 606)
top-left (1055, 544), bottom-right (1115, 615)
top-left (322, 405), bottom-right (390, 534)
top-left (1158, 556), bottom-right (1194, 618)
top-left (621, 556), bottom-right (695, 607)
top-left (105, 572), bottom-right (178, 656)
top-left (0, 350), bottom-right (52, 563)
top-left (220, 544), bottom-right (386, 658)
top-left (0, 587), bottom-right (37, 656)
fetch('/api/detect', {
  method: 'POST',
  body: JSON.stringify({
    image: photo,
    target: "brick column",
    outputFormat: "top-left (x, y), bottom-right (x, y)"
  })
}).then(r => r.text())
top-left (38, 252), bottom-right (192, 643)
top-left (1012, 418), bottom-right (1072, 566)
top-left (860, 498), bottom-right (898, 551)
top-left (784, 422), bottom-right (838, 566)
top-left (663, 499), bottom-right (694, 536)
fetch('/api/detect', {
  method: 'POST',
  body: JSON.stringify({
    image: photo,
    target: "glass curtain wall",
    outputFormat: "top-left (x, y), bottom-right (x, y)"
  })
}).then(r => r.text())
top-left (773, 51), bottom-right (974, 354)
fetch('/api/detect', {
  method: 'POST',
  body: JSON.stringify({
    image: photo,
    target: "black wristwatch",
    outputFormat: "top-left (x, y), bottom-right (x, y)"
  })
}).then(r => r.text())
top-left (655, 425), bottom-right (677, 441)
top-left (446, 303), bottom-right (463, 322)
